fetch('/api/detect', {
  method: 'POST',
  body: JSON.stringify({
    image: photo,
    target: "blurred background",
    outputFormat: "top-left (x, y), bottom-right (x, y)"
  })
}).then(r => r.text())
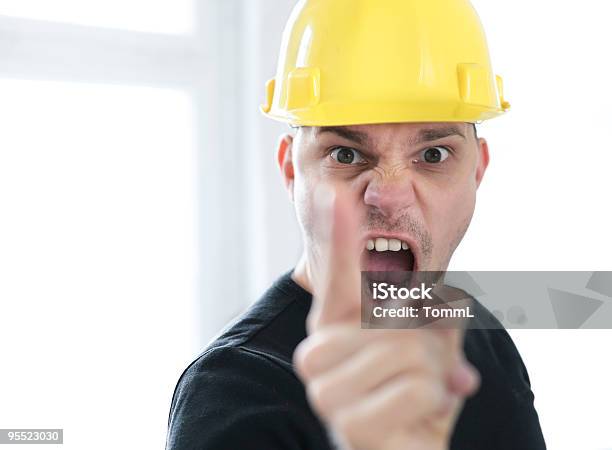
top-left (0, 1), bottom-right (610, 449)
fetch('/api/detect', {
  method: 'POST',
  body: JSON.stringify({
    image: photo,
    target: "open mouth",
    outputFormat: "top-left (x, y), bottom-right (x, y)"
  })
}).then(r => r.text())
top-left (362, 237), bottom-right (417, 272)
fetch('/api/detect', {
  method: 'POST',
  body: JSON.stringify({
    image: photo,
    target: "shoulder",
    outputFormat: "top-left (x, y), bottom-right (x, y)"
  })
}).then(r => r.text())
top-left (457, 326), bottom-right (546, 449)
top-left (165, 273), bottom-right (322, 449)
top-left (169, 344), bottom-right (301, 413)
top-left (463, 299), bottom-right (533, 401)
top-left (166, 345), bottom-right (329, 450)
top-left (465, 327), bottom-right (533, 400)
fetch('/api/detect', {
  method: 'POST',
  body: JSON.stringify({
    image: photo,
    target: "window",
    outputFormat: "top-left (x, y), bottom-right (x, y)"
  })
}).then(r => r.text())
top-left (0, 0), bottom-right (194, 34)
top-left (0, 6), bottom-right (201, 449)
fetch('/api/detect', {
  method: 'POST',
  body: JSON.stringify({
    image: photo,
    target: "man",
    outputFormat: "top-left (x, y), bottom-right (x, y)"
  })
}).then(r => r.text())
top-left (166, 0), bottom-right (546, 449)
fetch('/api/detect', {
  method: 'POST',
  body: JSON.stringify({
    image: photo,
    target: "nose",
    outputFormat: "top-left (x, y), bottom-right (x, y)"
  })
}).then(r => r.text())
top-left (363, 170), bottom-right (417, 219)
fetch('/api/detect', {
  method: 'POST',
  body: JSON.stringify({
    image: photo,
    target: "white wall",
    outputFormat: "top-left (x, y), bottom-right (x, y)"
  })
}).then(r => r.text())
top-left (0, 3), bottom-right (207, 450)
top-left (240, 0), bottom-right (303, 305)
top-left (0, 3), bottom-right (298, 449)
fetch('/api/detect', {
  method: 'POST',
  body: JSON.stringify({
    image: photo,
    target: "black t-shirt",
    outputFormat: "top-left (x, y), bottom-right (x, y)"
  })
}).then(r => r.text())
top-left (166, 271), bottom-right (546, 449)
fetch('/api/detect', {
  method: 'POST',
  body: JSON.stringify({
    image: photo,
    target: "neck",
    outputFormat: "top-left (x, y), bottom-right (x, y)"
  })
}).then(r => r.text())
top-left (292, 252), bottom-right (314, 295)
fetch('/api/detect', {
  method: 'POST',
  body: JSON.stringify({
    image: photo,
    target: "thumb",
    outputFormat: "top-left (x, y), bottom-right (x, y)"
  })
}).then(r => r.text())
top-left (438, 324), bottom-right (480, 397)
top-left (448, 350), bottom-right (480, 397)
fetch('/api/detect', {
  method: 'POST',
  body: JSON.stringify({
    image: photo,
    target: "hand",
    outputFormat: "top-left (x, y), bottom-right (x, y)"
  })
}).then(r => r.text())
top-left (294, 185), bottom-right (480, 450)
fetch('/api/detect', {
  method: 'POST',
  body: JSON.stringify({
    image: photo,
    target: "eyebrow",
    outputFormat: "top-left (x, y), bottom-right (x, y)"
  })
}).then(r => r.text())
top-left (316, 127), bottom-right (370, 145)
top-left (316, 124), bottom-right (467, 147)
top-left (413, 126), bottom-right (466, 144)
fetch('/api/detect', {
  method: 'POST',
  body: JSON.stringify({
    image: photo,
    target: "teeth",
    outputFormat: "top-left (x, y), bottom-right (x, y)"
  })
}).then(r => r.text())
top-left (389, 239), bottom-right (401, 251)
top-left (375, 238), bottom-right (388, 252)
top-left (367, 238), bottom-right (411, 252)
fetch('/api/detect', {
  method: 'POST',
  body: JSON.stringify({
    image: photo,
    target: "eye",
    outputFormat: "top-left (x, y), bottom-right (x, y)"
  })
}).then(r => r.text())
top-left (419, 146), bottom-right (450, 164)
top-left (330, 147), bottom-right (365, 165)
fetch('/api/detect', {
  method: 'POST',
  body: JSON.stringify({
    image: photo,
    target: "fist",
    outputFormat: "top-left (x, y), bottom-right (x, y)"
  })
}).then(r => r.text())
top-left (295, 326), bottom-right (479, 450)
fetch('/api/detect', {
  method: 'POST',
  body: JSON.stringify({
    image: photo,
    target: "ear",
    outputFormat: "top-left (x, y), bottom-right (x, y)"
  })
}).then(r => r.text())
top-left (277, 134), bottom-right (295, 201)
top-left (475, 137), bottom-right (490, 188)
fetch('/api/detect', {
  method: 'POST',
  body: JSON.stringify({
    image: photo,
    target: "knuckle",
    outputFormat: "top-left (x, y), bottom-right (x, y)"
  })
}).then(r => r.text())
top-left (386, 340), bottom-right (429, 373)
top-left (306, 379), bottom-right (333, 416)
top-left (331, 410), bottom-right (379, 449)
top-left (294, 336), bottom-right (329, 379)
top-left (395, 379), bottom-right (418, 404)
top-left (295, 328), bottom-right (349, 377)
top-left (293, 341), bottom-right (312, 378)
top-left (396, 378), bottom-right (429, 406)
top-left (409, 378), bottom-right (445, 411)
top-left (331, 411), bottom-right (360, 441)
top-left (300, 345), bottom-right (325, 378)
top-left (407, 339), bottom-right (442, 376)
top-left (408, 338), bottom-right (429, 363)
top-left (378, 340), bottom-right (404, 361)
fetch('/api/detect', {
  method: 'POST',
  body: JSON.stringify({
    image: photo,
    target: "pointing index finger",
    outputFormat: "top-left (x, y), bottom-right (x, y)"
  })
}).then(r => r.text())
top-left (308, 184), bottom-right (364, 332)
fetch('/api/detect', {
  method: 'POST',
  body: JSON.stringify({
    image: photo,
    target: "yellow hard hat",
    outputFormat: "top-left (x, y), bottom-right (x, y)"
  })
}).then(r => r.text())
top-left (261, 0), bottom-right (510, 126)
